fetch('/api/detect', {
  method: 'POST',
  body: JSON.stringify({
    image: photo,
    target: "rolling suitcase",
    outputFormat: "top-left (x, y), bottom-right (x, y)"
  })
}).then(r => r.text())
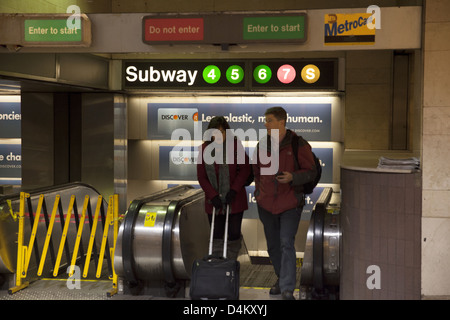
top-left (190, 204), bottom-right (240, 300)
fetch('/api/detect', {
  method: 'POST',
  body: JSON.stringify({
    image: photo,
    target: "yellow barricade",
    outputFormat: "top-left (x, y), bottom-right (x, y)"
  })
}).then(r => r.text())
top-left (9, 192), bottom-right (119, 296)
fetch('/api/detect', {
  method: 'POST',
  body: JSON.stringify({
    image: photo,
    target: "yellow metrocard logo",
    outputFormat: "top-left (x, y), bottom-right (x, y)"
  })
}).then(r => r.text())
top-left (324, 13), bottom-right (375, 45)
top-left (144, 212), bottom-right (157, 227)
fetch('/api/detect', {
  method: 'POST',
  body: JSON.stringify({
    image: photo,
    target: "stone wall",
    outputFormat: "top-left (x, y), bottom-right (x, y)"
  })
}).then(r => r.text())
top-left (421, 0), bottom-right (450, 297)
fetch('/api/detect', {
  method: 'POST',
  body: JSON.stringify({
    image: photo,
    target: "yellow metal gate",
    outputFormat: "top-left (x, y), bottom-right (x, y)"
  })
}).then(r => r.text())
top-left (9, 192), bottom-right (119, 297)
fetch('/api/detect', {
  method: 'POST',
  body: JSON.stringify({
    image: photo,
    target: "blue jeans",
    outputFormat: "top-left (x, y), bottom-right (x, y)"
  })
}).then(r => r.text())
top-left (257, 205), bottom-right (302, 292)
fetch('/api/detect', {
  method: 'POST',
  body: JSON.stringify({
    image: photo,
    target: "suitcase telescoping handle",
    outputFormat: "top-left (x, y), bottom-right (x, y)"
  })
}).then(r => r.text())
top-left (208, 204), bottom-right (231, 258)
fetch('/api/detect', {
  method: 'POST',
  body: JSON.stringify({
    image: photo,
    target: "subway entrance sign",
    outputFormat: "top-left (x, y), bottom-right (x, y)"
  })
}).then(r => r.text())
top-left (0, 14), bottom-right (91, 47)
top-left (243, 15), bottom-right (306, 42)
top-left (23, 15), bottom-right (91, 47)
top-left (25, 19), bottom-right (82, 42)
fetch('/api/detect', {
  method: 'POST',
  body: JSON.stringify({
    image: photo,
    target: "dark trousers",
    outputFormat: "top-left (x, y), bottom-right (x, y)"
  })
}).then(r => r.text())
top-left (257, 205), bottom-right (302, 292)
top-left (208, 211), bottom-right (243, 241)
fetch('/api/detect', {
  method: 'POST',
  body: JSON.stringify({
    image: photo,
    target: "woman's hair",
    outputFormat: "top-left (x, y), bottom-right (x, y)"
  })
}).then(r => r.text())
top-left (207, 116), bottom-right (230, 130)
top-left (205, 116), bottom-right (230, 143)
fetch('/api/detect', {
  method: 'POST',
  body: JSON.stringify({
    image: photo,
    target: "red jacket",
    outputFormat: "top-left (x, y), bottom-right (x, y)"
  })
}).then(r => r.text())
top-left (197, 137), bottom-right (251, 214)
top-left (253, 130), bottom-right (316, 214)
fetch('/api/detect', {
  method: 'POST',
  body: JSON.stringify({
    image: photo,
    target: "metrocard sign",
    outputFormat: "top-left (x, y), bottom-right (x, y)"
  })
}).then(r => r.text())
top-left (324, 13), bottom-right (375, 45)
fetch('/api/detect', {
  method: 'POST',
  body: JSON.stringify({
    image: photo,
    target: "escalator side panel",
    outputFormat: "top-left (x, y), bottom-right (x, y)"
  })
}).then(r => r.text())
top-left (116, 186), bottom-right (209, 285)
top-left (300, 187), bottom-right (341, 297)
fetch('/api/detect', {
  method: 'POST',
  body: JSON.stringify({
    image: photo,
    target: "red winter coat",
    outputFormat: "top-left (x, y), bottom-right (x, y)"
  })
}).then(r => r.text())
top-left (253, 130), bottom-right (316, 214)
top-left (197, 137), bottom-right (251, 215)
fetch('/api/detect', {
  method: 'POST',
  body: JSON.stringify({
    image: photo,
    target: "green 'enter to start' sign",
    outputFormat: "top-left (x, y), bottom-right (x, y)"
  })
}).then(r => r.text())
top-left (24, 19), bottom-right (82, 42)
top-left (243, 15), bottom-right (306, 41)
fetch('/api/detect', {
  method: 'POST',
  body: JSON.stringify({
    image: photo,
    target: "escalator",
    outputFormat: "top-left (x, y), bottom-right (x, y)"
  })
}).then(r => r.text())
top-left (0, 184), bottom-right (341, 300)
top-left (0, 182), bottom-right (111, 289)
top-left (300, 187), bottom-right (341, 300)
top-left (114, 185), bottom-right (210, 298)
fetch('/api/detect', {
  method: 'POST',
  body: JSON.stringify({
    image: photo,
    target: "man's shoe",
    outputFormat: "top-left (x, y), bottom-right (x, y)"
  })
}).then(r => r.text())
top-left (281, 291), bottom-right (296, 300)
top-left (269, 279), bottom-right (281, 295)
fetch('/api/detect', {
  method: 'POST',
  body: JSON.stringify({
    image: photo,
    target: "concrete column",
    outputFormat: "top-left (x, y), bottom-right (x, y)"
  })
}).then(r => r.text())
top-left (422, 0), bottom-right (450, 297)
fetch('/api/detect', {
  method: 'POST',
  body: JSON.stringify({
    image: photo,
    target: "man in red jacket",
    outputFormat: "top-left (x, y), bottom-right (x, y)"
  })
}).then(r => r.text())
top-left (253, 106), bottom-right (317, 300)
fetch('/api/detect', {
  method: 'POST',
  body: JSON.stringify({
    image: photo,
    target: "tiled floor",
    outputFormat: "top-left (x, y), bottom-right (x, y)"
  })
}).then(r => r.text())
top-left (0, 260), bottom-right (302, 300)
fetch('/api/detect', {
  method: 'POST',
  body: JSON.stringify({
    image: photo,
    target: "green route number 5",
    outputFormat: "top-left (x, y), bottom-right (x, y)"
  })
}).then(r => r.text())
top-left (226, 65), bottom-right (244, 84)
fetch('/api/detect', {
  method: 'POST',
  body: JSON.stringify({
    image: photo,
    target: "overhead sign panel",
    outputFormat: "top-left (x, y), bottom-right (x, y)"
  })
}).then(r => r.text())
top-left (123, 59), bottom-right (338, 91)
top-left (142, 13), bottom-right (307, 45)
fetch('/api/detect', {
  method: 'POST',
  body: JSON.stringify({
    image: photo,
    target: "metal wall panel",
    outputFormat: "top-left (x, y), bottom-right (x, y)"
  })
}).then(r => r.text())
top-left (21, 92), bottom-right (54, 189)
top-left (113, 94), bottom-right (128, 214)
top-left (0, 53), bottom-right (56, 78)
top-left (81, 93), bottom-right (114, 198)
top-left (391, 53), bottom-right (409, 150)
top-left (0, 53), bottom-right (109, 90)
top-left (58, 54), bottom-right (109, 89)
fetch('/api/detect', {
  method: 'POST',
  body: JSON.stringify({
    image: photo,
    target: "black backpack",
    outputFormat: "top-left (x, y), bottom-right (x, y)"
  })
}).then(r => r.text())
top-left (244, 170), bottom-right (254, 186)
top-left (291, 135), bottom-right (322, 195)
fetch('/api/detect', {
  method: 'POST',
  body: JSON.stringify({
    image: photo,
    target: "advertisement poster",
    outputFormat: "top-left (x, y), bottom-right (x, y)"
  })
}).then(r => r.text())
top-left (0, 143), bottom-right (21, 185)
top-left (244, 185), bottom-right (324, 220)
top-left (148, 102), bottom-right (332, 142)
top-left (0, 96), bottom-right (21, 185)
top-left (0, 100), bottom-right (21, 138)
top-left (168, 183), bottom-right (324, 221)
top-left (159, 145), bottom-right (333, 184)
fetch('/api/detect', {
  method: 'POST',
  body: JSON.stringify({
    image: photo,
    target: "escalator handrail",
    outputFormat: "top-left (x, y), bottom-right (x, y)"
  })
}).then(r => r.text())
top-left (313, 187), bottom-right (333, 211)
top-left (0, 182), bottom-right (104, 204)
top-left (312, 187), bottom-right (333, 292)
top-left (162, 190), bottom-right (204, 288)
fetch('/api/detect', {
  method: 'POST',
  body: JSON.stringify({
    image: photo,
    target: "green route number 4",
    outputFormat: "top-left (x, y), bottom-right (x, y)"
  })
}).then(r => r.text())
top-left (203, 65), bottom-right (221, 84)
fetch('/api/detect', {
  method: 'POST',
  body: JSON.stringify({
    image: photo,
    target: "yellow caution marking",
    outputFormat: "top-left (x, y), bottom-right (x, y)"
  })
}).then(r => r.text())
top-left (23, 194), bottom-right (44, 277)
top-left (144, 212), bottom-right (157, 227)
top-left (96, 196), bottom-right (113, 278)
top-left (83, 195), bottom-right (102, 278)
top-left (53, 195), bottom-right (75, 276)
top-left (69, 195), bottom-right (89, 277)
top-left (38, 195), bottom-right (60, 277)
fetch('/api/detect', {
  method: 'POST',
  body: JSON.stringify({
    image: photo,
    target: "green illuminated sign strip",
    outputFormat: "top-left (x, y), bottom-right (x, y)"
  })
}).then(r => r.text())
top-left (243, 15), bottom-right (306, 41)
top-left (24, 19), bottom-right (82, 42)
